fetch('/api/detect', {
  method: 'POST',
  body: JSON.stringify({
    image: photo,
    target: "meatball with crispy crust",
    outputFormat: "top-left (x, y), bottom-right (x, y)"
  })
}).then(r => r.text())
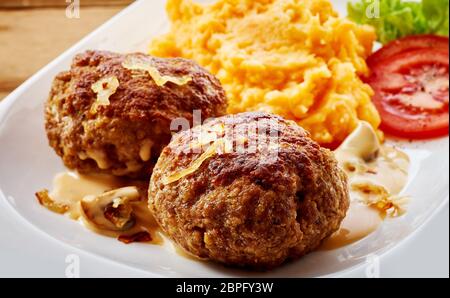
top-left (149, 112), bottom-right (349, 269)
top-left (45, 50), bottom-right (227, 178)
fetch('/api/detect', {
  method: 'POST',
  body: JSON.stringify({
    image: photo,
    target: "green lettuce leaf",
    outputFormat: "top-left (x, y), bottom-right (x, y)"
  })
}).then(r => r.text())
top-left (347, 0), bottom-right (449, 44)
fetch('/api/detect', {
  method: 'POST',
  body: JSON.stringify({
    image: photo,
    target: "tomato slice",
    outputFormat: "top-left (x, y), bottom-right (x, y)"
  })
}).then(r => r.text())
top-left (367, 35), bottom-right (449, 68)
top-left (367, 48), bottom-right (449, 139)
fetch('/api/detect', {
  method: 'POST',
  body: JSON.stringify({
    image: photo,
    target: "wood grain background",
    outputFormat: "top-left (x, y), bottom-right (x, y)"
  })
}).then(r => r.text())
top-left (0, 0), bottom-right (134, 100)
top-left (0, 0), bottom-right (133, 8)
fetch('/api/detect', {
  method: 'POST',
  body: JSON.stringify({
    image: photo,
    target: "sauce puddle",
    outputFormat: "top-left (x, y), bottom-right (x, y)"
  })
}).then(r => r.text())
top-left (37, 172), bottom-right (162, 245)
top-left (320, 202), bottom-right (382, 250)
top-left (173, 244), bottom-right (208, 262)
top-left (321, 121), bottom-right (410, 250)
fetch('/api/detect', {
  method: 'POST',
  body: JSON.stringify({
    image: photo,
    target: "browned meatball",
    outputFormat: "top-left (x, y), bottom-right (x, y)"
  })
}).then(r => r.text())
top-left (149, 112), bottom-right (349, 269)
top-left (45, 50), bottom-right (227, 178)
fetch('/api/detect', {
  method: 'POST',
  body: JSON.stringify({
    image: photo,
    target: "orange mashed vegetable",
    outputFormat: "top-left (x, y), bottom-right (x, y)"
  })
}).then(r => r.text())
top-left (150, 0), bottom-right (381, 146)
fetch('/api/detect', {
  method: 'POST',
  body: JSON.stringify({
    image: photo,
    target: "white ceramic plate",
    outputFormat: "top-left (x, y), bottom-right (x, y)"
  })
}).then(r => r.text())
top-left (0, 0), bottom-right (448, 278)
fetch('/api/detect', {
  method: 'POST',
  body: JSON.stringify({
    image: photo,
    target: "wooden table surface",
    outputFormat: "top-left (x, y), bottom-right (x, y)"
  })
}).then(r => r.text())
top-left (0, 1), bottom-right (134, 100)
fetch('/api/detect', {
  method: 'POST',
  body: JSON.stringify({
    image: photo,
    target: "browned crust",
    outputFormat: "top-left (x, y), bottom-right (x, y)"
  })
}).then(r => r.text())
top-left (149, 112), bottom-right (349, 269)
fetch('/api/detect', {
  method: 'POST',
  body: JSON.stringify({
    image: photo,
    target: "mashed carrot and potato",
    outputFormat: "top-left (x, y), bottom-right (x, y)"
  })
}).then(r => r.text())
top-left (150, 0), bottom-right (381, 146)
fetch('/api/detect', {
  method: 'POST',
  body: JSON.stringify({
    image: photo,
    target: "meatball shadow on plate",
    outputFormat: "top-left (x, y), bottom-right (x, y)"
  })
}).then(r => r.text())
top-left (150, 112), bottom-right (349, 269)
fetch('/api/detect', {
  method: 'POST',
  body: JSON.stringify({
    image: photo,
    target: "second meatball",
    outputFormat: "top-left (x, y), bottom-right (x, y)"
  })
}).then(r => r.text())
top-left (149, 112), bottom-right (349, 269)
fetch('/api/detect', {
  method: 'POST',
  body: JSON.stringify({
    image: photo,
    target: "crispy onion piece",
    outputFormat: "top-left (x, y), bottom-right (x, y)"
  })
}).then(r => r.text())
top-left (352, 183), bottom-right (409, 217)
top-left (36, 190), bottom-right (69, 214)
top-left (371, 196), bottom-right (409, 218)
top-left (118, 231), bottom-right (152, 244)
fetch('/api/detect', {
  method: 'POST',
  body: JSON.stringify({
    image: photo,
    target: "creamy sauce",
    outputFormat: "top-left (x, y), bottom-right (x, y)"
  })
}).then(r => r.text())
top-left (321, 122), bottom-right (410, 250)
top-left (49, 172), bottom-right (123, 219)
top-left (335, 121), bottom-right (410, 212)
top-left (41, 171), bottom-right (162, 245)
top-left (320, 203), bottom-right (382, 250)
top-left (173, 244), bottom-right (207, 262)
top-left (79, 149), bottom-right (110, 170)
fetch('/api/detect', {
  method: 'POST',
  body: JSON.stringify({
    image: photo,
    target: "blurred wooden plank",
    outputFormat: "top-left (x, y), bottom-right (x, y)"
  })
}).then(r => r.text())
top-left (0, 6), bottom-right (125, 101)
top-left (0, 92), bottom-right (9, 100)
top-left (0, 78), bottom-right (22, 93)
top-left (0, 0), bottom-right (133, 8)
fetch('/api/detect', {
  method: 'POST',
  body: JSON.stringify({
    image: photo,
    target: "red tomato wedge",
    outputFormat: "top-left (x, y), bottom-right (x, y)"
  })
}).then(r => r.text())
top-left (367, 35), bottom-right (449, 68)
top-left (366, 45), bottom-right (449, 139)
